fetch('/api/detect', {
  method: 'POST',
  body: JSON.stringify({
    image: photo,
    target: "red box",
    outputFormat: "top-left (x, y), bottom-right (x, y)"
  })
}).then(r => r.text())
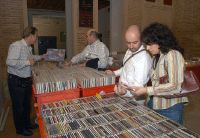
top-left (38, 116), bottom-right (47, 138)
top-left (34, 88), bottom-right (80, 138)
top-left (32, 86), bottom-right (80, 116)
top-left (36, 89), bottom-right (80, 116)
top-left (81, 84), bottom-right (115, 97)
top-left (32, 86), bottom-right (80, 104)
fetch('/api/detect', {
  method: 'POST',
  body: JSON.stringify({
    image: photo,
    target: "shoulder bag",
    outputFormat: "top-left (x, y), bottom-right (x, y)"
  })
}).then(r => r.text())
top-left (158, 60), bottom-right (200, 98)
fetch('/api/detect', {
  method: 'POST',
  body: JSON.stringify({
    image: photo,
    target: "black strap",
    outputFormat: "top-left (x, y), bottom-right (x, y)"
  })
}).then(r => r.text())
top-left (122, 49), bottom-right (146, 66)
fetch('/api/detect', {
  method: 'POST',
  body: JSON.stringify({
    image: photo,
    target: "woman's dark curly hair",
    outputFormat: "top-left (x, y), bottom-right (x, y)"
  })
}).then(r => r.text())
top-left (141, 22), bottom-right (184, 55)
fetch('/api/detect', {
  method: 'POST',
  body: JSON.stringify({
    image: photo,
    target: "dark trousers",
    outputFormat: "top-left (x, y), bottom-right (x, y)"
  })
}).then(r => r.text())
top-left (8, 73), bottom-right (32, 131)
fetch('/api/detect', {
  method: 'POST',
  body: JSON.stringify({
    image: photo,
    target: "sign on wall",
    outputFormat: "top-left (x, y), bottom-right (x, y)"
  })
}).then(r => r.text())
top-left (79, 0), bottom-right (93, 27)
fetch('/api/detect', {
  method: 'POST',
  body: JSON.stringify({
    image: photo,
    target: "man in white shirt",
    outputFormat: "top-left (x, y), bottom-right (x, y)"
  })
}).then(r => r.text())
top-left (6, 26), bottom-right (41, 136)
top-left (67, 29), bottom-right (109, 70)
top-left (106, 25), bottom-right (152, 103)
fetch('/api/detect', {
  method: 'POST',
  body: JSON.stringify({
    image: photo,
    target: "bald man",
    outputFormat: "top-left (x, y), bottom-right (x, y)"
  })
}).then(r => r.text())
top-left (106, 25), bottom-right (152, 103)
top-left (67, 29), bottom-right (109, 69)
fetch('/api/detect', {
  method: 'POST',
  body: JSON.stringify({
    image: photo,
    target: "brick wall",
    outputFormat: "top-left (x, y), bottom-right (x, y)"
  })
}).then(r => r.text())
top-left (127, 0), bottom-right (143, 28)
top-left (125, 0), bottom-right (173, 30)
top-left (126, 0), bottom-right (200, 58)
top-left (0, 0), bottom-right (26, 95)
top-left (142, 0), bottom-right (173, 29)
top-left (72, 0), bottom-right (98, 55)
top-left (172, 0), bottom-right (200, 58)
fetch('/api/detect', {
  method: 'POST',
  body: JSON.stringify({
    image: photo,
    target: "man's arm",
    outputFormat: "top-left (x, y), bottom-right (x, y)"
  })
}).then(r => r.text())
top-left (32, 55), bottom-right (42, 61)
top-left (71, 46), bottom-right (89, 64)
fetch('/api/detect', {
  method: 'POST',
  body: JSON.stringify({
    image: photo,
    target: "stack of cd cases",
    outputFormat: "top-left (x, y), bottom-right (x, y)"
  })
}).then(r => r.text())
top-left (40, 93), bottom-right (199, 138)
top-left (32, 62), bottom-right (115, 94)
top-left (70, 67), bottom-right (115, 88)
top-left (32, 63), bottom-right (78, 94)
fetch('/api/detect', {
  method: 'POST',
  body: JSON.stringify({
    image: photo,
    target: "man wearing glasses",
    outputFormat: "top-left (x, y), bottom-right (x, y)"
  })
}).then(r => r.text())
top-left (66, 29), bottom-right (109, 70)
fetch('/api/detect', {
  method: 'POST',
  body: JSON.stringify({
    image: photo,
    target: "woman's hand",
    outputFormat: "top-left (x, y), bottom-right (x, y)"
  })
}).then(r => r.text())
top-left (129, 86), bottom-right (147, 96)
top-left (114, 84), bottom-right (127, 95)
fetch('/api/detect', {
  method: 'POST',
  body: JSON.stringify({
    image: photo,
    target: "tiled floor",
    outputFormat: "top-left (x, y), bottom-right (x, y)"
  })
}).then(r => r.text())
top-left (0, 110), bottom-right (40, 138)
top-left (0, 92), bottom-right (200, 138)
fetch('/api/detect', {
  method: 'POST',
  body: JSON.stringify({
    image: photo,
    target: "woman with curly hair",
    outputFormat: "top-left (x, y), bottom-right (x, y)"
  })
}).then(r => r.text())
top-left (129, 23), bottom-right (188, 124)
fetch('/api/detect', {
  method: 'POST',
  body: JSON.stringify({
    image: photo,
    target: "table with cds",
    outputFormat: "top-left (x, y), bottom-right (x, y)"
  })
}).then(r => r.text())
top-left (40, 93), bottom-right (199, 138)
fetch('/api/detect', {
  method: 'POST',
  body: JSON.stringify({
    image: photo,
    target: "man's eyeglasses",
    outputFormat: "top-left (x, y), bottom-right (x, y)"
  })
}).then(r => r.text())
top-left (126, 41), bottom-right (139, 45)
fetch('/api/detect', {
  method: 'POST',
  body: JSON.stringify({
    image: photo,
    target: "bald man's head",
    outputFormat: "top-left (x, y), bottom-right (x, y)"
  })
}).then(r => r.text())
top-left (125, 25), bottom-right (141, 52)
top-left (87, 29), bottom-right (96, 36)
top-left (86, 29), bottom-right (98, 44)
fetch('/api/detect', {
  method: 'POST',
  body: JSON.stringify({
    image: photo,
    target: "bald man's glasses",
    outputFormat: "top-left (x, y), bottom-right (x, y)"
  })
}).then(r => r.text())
top-left (126, 41), bottom-right (139, 45)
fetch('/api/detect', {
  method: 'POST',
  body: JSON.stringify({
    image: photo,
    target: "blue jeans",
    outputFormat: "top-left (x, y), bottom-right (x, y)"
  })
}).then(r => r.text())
top-left (147, 97), bottom-right (184, 125)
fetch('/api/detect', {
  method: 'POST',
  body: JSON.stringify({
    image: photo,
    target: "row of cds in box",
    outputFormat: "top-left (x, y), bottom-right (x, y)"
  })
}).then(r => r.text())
top-left (44, 111), bottom-right (164, 131)
top-left (49, 127), bottom-right (198, 138)
top-left (41, 92), bottom-right (119, 110)
top-left (33, 69), bottom-right (77, 94)
top-left (41, 93), bottom-right (150, 118)
top-left (41, 98), bottom-right (127, 117)
top-left (43, 105), bottom-right (157, 125)
top-left (40, 93), bottom-right (199, 138)
top-left (70, 67), bottom-right (115, 88)
top-left (49, 120), bottom-right (197, 138)
top-left (45, 115), bottom-right (198, 138)
top-left (32, 62), bottom-right (115, 94)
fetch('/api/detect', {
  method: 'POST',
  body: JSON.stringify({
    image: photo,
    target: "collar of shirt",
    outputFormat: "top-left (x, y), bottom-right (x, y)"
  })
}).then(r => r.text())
top-left (152, 52), bottom-right (165, 64)
top-left (127, 45), bottom-right (145, 54)
top-left (21, 39), bottom-right (32, 51)
top-left (90, 39), bottom-right (100, 47)
top-left (21, 39), bottom-right (29, 47)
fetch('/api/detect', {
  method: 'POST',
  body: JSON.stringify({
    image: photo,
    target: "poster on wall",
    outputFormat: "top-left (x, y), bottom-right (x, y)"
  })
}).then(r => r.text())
top-left (164, 0), bottom-right (172, 6)
top-left (146, 0), bottom-right (155, 2)
top-left (38, 36), bottom-right (57, 55)
top-left (79, 0), bottom-right (93, 27)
